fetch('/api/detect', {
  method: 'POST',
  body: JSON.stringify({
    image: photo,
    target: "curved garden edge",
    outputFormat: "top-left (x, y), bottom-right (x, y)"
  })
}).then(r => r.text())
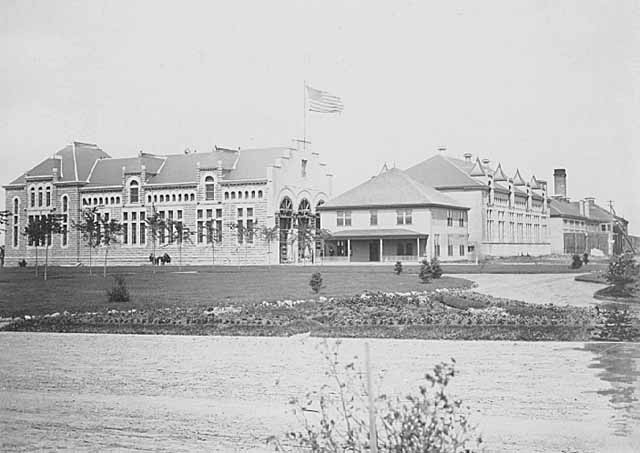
top-left (593, 286), bottom-right (640, 304)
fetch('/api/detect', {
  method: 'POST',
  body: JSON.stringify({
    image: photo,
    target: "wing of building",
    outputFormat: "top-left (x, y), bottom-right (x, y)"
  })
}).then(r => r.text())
top-left (404, 152), bottom-right (551, 257)
top-left (4, 141), bottom-right (333, 266)
top-left (318, 167), bottom-right (470, 263)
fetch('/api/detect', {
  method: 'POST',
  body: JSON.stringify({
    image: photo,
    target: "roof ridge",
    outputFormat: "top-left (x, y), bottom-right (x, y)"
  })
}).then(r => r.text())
top-left (442, 155), bottom-right (487, 185)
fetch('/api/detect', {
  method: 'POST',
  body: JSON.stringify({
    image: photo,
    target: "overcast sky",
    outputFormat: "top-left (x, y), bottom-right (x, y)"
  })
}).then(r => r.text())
top-left (1, 0), bottom-right (639, 235)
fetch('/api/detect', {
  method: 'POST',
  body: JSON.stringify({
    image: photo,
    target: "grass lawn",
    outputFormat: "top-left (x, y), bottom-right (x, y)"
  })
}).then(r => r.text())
top-left (441, 262), bottom-right (607, 274)
top-left (0, 265), bottom-right (471, 317)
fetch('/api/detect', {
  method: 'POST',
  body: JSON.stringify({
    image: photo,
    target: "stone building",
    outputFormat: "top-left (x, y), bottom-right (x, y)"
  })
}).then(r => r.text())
top-left (3, 141), bottom-right (333, 266)
top-left (318, 167), bottom-right (469, 263)
top-left (548, 168), bottom-right (628, 256)
top-left (405, 152), bottom-right (551, 257)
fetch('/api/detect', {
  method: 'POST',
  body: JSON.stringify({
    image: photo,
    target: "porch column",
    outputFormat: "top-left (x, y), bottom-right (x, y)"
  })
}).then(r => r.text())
top-left (347, 239), bottom-right (351, 263)
top-left (379, 238), bottom-right (383, 262)
top-left (416, 237), bottom-right (420, 260)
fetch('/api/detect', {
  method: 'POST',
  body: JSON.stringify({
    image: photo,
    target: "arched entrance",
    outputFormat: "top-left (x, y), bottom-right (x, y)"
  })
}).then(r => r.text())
top-left (297, 199), bottom-right (312, 261)
top-left (278, 197), bottom-right (293, 263)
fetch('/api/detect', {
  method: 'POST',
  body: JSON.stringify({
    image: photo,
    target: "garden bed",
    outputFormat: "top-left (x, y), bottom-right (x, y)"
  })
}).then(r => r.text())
top-left (3, 287), bottom-right (638, 341)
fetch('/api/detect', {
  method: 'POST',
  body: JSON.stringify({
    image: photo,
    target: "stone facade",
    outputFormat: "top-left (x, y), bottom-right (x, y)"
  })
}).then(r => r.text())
top-left (3, 141), bottom-right (333, 266)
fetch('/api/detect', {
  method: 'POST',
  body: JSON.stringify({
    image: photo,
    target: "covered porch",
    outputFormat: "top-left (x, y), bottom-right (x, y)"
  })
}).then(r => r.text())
top-left (321, 229), bottom-right (429, 263)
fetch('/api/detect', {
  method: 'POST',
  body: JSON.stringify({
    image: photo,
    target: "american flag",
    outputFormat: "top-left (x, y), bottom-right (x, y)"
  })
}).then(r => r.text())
top-left (306, 85), bottom-right (344, 113)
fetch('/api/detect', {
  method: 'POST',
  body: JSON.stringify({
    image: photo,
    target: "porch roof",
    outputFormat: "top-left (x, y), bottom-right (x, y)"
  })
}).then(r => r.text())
top-left (329, 228), bottom-right (426, 239)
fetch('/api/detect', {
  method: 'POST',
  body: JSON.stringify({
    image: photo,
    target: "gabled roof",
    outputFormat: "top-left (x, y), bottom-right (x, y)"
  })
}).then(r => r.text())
top-left (530, 175), bottom-right (541, 190)
top-left (469, 158), bottom-right (486, 177)
top-left (512, 169), bottom-right (526, 186)
top-left (493, 163), bottom-right (508, 181)
top-left (549, 199), bottom-right (624, 222)
top-left (321, 167), bottom-right (467, 210)
top-left (8, 142), bottom-right (110, 186)
top-left (148, 150), bottom-right (238, 185)
top-left (404, 154), bottom-right (486, 190)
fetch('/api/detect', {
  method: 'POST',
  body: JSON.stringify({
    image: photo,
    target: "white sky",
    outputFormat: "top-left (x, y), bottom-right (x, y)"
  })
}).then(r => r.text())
top-left (1, 0), bottom-right (639, 235)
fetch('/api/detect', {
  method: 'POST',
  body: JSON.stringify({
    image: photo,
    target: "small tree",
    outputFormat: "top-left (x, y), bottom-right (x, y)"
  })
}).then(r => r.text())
top-left (430, 257), bottom-right (443, 278)
top-left (228, 221), bottom-right (253, 264)
top-left (394, 261), bottom-right (403, 275)
top-left (23, 217), bottom-right (44, 277)
top-left (258, 224), bottom-right (279, 264)
top-left (606, 252), bottom-right (639, 296)
top-left (204, 219), bottom-right (223, 265)
top-left (145, 209), bottom-right (165, 273)
top-left (419, 259), bottom-right (432, 283)
top-left (107, 275), bottom-right (130, 302)
top-left (99, 218), bottom-right (123, 277)
top-left (165, 219), bottom-right (194, 272)
top-left (570, 254), bottom-right (583, 269)
top-left (39, 213), bottom-right (63, 281)
top-left (73, 208), bottom-right (100, 275)
top-left (310, 272), bottom-right (323, 293)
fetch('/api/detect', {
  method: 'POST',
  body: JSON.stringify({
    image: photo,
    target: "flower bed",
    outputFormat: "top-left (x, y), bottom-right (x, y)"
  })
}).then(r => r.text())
top-left (3, 284), bottom-right (638, 341)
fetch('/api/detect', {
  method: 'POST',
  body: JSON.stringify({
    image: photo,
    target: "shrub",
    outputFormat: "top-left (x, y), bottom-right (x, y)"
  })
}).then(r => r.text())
top-left (582, 253), bottom-right (589, 265)
top-left (419, 259), bottom-right (432, 283)
top-left (430, 257), bottom-right (443, 278)
top-left (107, 275), bottom-right (130, 302)
top-left (570, 254), bottom-right (583, 269)
top-left (18, 259), bottom-right (27, 268)
top-left (310, 272), bottom-right (323, 293)
top-left (606, 252), bottom-right (639, 294)
top-left (394, 261), bottom-right (403, 275)
top-left (269, 342), bottom-right (482, 452)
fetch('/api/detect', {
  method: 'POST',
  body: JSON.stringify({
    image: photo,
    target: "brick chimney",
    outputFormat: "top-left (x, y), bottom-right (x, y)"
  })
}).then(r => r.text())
top-left (584, 197), bottom-right (595, 218)
top-left (553, 169), bottom-right (567, 199)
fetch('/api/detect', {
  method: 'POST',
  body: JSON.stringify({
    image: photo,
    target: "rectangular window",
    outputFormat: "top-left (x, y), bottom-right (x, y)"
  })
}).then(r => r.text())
top-left (458, 211), bottom-right (465, 227)
top-left (337, 210), bottom-right (351, 227)
top-left (38, 191), bottom-right (43, 207)
top-left (123, 223), bottom-right (128, 245)
top-left (132, 212), bottom-right (137, 221)
top-left (168, 211), bottom-right (174, 243)
top-left (197, 221), bottom-right (204, 243)
top-left (177, 210), bottom-right (182, 220)
top-left (216, 219), bottom-right (223, 242)
top-left (13, 225), bottom-right (19, 247)
top-left (46, 191), bottom-right (51, 207)
top-left (237, 219), bottom-right (244, 244)
top-left (396, 209), bottom-right (412, 225)
top-left (246, 219), bottom-right (254, 244)
top-left (459, 244), bottom-right (465, 256)
top-left (447, 241), bottom-right (453, 256)
top-left (197, 209), bottom-right (203, 219)
top-left (62, 214), bottom-right (68, 246)
top-left (131, 223), bottom-right (137, 245)
top-left (447, 210), bottom-right (453, 227)
top-left (237, 208), bottom-right (243, 218)
top-left (159, 211), bottom-right (165, 243)
top-left (434, 234), bottom-right (441, 257)
top-left (206, 209), bottom-right (213, 218)
top-left (370, 210), bottom-right (378, 226)
top-left (30, 191), bottom-right (35, 207)
top-left (247, 207), bottom-right (254, 218)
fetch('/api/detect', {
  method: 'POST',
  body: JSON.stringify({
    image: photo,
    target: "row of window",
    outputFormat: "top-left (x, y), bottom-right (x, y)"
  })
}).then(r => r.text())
top-left (82, 188), bottom-right (265, 207)
top-left (446, 210), bottom-right (467, 227)
top-left (432, 234), bottom-right (467, 258)
top-left (28, 186), bottom-right (52, 208)
top-left (486, 219), bottom-right (547, 243)
top-left (336, 210), bottom-right (466, 228)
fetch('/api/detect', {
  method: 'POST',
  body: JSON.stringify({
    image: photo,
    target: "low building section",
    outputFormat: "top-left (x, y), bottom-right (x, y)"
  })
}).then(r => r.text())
top-left (4, 141), bottom-right (333, 266)
top-left (405, 153), bottom-right (551, 257)
top-left (318, 167), bottom-right (470, 263)
top-left (548, 168), bottom-right (630, 256)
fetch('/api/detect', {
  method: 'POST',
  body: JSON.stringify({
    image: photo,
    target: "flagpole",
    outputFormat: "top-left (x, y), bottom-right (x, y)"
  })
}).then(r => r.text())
top-left (303, 80), bottom-right (307, 151)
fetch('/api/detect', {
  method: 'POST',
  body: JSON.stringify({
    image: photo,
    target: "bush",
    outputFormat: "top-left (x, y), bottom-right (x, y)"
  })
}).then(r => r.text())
top-left (582, 253), bottom-right (589, 265)
top-left (310, 272), bottom-right (323, 293)
top-left (419, 259), bottom-right (432, 283)
top-left (570, 254), bottom-right (583, 269)
top-left (430, 257), bottom-right (443, 278)
top-left (606, 252), bottom-right (639, 294)
top-left (107, 275), bottom-right (130, 302)
top-left (269, 342), bottom-right (482, 452)
top-left (18, 259), bottom-right (27, 268)
top-left (394, 261), bottom-right (403, 275)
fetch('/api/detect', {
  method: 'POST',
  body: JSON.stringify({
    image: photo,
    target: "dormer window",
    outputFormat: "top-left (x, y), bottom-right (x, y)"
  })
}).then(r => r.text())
top-left (129, 180), bottom-right (139, 203)
top-left (204, 176), bottom-right (215, 200)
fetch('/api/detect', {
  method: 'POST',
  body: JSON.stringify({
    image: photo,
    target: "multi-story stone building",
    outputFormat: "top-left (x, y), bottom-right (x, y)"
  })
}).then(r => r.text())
top-left (405, 152), bottom-right (551, 257)
top-left (548, 168), bottom-right (628, 256)
top-left (318, 167), bottom-right (469, 263)
top-left (3, 141), bottom-right (333, 266)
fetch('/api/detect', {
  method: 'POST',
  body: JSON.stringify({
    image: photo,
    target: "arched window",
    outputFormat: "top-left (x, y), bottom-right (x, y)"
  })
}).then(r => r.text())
top-left (225, 192), bottom-right (229, 200)
top-left (298, 199), bottom-right (311, 216)
top-left (62, 195), bottom-right (68, 212)
top-left (30, 188), bottom-right (35, 207)
top-left (148, 194), bottom-right (152, 203)
top-left (172, 194), bottom-right (176, 202)
top-left (280, 197), bottom-right (293, 216)
top-left (12, 198), bottom-right (19, 248)
top-left (205, 176), bottom-right (215, 200)
top-left (99, 197), bottom-right (103, 205)
top-left (111, 196), bottom-right (115, 204)
top-left (231, 192), bottom-right (236, 200)
top-left (160, 194), bottom-right (164, 202)
top-left (258, 190), bottom-right (263, 198)
top-left (178, 194), bottom-right (182, 202)
top-left (93, 197), bottom-right (98, 205)
top-left (189, 193), bottom-right (195, 201)
top-left (116, 196), bottom-right (120, 204)
top-left (238, 191), bottom-right (242, 199)
top-left (38, 187), bottom-right (43, 207)
top-left (13, 198), bottom-right (19, 214)
top-left (251, 190), bottom-right (255, 199)
top-left (153, 195), bottom-right (157, 203)
top-left (45, 186), bottom-right (51, 207)
top-left (244, 191), bottom-right (249, 199)
top-left (129, 180), bottom-right (139, 203)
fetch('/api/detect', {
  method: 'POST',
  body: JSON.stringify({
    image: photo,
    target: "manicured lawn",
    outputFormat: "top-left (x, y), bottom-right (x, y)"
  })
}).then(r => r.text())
top-left (0, 265), bottom-right (471, 317)
top-left (441, 262), bottom-right (607, 274)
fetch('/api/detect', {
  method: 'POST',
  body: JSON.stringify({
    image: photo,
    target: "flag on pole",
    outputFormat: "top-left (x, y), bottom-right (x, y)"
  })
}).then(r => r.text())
top-left (305, 85), bottom-right (344, 113)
